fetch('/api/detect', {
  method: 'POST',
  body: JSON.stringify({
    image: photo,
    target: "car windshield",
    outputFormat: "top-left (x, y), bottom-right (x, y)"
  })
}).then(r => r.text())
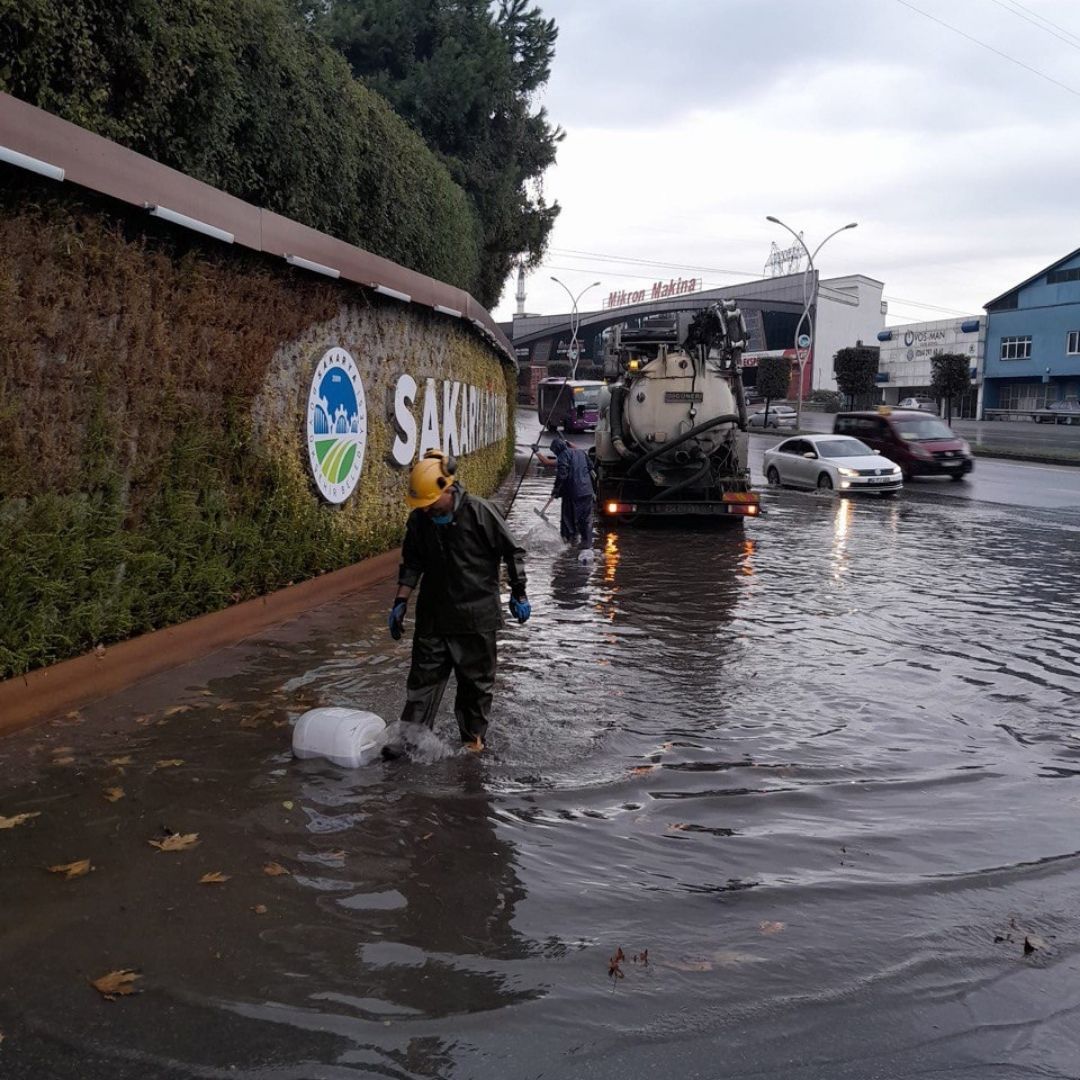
top-left (893, 417), bottom-right (954, 440)
top-left (814, 438), bottom-right (873, 458)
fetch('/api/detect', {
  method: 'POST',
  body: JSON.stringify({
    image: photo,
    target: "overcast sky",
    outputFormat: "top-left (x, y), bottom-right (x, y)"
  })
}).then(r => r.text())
top-left (491, 0), bottom-right (1080, 327)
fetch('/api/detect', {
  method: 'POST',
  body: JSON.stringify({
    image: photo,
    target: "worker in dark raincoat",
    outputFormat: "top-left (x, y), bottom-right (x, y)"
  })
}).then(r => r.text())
top-left (550, 436), bottom-right (595, 550)
top-left (387, 449), bottom-right (529, 753)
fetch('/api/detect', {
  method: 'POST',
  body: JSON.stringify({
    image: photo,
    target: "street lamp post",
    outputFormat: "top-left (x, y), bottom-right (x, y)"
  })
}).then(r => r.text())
top-left (550, 277), bottom-right (601, 378)
top-left (765, 217), bottom-right (857, 428)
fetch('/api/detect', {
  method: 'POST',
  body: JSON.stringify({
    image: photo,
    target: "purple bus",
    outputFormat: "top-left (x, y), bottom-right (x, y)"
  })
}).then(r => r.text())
top-left (537, 378), bottom-right (603, 433)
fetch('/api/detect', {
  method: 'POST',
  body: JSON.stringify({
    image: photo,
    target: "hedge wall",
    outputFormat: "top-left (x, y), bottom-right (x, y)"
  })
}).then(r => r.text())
top-left (0, 0), bottom-right (483, 293)
top-left (0, 180), bottom-right (514, 678)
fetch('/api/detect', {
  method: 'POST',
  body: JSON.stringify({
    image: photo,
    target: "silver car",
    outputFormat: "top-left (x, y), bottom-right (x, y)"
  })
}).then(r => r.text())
top-left (747, 405), bottom-right (797, 429)
top-left (763, 434), bottom-right (903, 494)
top-left (897, 397), bottom-right (939, 414)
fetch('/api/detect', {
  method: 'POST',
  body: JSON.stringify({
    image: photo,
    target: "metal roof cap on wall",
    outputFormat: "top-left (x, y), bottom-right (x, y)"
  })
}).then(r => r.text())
top-left (0, 92), bottom-right (515, 367)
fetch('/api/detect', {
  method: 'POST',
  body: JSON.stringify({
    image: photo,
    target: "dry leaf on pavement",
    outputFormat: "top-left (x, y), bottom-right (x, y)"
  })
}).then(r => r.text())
top-left (759, 920), bottom-right (786, 935)
top-left (199, 871), bottom-right (230, 885)
top-left (281, 800), bottom-right (294, 811)
top-left (154, 759), bottom-right (185, 769)
top-left (164, 705), bottom-right (192, 717)
top-left (108, 755), bottom-right (133, 767)
top-left (262, 861), bottom-right (289, 876)
top-left (48, 859), bottom-right (92, 879)
top-left (90, 969), bottom-right (141, 1000)
top-left (0, 812), bottom-right (41, 829)
top-left (52, 756), bottom-right (75, 766)
top-left (103, 787), bottom-right (125, 803)
top-left (630, 765), bottom-right (656, 776)
top-left (252, 904), bottom-right (268, 915)
top-left (148, 832), bottom-right (199, 852)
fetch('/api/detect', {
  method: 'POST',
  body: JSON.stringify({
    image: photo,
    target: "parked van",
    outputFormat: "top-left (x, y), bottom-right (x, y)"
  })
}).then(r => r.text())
top-left (833, 408), bottom-right (973, 481)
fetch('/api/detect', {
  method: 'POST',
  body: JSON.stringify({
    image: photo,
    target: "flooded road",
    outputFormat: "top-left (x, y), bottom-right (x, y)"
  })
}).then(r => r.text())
top-left (3, 423), bottom-right (1080, 1079)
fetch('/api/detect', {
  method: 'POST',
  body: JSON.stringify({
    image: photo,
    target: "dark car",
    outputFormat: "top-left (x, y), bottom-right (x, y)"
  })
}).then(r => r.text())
top-left (833, 409), bottom-right (973, 481)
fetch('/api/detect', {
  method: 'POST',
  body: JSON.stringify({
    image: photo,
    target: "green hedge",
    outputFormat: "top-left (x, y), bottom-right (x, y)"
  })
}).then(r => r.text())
top-left (0, 0), bottom-right (482, 292)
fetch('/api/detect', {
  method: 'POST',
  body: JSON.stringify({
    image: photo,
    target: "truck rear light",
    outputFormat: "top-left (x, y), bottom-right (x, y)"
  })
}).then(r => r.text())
top-left (729, 504), bottom-right (759, 516)
top-left (604, 501), bottom-right (636, 515)
top-left (722, 492), bottom-right (759, 504)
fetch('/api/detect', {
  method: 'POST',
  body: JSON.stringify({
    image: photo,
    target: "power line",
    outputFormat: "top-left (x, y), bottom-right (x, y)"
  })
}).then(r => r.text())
top-left (984, 0), bottom-right (1080, 52)
top-left (550, 247), bottom-right (759, 279)
top-left (894, 0), bottom-right (1080, 98)
top-left (994, 0), bottom-right (1080, 48)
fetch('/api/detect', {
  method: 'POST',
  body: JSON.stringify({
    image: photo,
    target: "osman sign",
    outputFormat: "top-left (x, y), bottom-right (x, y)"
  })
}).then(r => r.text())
top-left (390, 375), bottom-right (508, 468)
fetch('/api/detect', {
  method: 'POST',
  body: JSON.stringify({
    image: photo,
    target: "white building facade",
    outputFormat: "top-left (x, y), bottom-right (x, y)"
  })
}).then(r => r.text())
top-left (874, 316), bottom-right (984, 417)
top-left (810, 275), bottom-right (887, 393)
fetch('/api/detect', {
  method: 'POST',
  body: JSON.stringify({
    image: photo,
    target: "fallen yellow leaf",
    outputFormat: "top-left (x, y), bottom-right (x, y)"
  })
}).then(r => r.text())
top-left (103, 787), bottom-right (125, 803)
top-left (154, 759), bottom-right (185, 769)
top-left (134, 715), bottom-right (150, 725)
top-left (90, 969), bottom-right (141, 1000)
top-left (199, 871), bottom-right (230, 885)
top-left (252, 904), bottom-right (268, 915)
top-left (107, 755), bottom-right (133, 767)
top-left (239, 716), bottom-right (261, 729)
top-left (759, 920), bottom-right (786, 935)
top-left (51, 746), bottom-right (75, 755)
top-left (630, 765), bottom-right (656, 776)
top-left (53, 756), bottom-right (75, 766)
top-left (0, 812), bottom-right (41, 830)
top-left (281, 800), bottom-right (294, 811)
top-left (164, 705), bottom-right (192, 717)
top-left (262, 861), bottom-right (289, 877)
top-left (148, 832), bottom-right (199, 852)
top-left (48, 859), bottom-right (92, 879)
top-left (667, 822), bottom-right (689, 831)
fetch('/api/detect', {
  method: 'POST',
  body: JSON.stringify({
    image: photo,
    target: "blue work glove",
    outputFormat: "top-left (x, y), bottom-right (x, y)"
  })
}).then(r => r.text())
top-left (509, 594), bottom-right (531, 624)
top-left (388, 598), bottom-right (408, 641)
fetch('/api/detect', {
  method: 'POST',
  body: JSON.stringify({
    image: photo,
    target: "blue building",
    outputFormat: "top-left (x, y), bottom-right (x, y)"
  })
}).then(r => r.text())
top-left (983, 249), bottom-right (1080, 412)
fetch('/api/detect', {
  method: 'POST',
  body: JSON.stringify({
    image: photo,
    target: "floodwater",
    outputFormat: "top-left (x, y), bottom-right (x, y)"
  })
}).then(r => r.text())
top-left (3, 442), bottom-right (1080, 1078)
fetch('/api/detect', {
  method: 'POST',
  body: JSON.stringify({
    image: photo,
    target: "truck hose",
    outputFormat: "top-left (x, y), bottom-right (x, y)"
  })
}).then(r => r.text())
top-left (608, 384), bottom-right (635, 460)
top-left (648, 455), bottom-right (713, 503)
top-left (627, 413), bottom-right (740, 477)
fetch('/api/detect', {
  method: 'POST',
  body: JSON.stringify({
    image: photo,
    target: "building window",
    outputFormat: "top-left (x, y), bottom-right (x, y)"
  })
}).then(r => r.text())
top-left (998, 383), bottom-right (1042, 409)
top-left (1068, 330), bottom-right (1080, 355)
top-left (1000, 336), bottom-right (1032, 360)
top-left (1048, 267), bottom-right (1080, 285)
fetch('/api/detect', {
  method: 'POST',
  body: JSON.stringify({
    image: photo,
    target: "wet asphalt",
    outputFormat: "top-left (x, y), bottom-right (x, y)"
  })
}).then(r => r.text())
top-left (2, 415), bottom-right (1080, 1079)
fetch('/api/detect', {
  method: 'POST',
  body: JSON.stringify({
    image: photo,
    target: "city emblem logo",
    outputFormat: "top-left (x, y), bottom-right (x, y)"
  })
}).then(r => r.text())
top-left (903, 330), bottom-right (915, 347)
top-left (306, 347), bottom-right (367, 504)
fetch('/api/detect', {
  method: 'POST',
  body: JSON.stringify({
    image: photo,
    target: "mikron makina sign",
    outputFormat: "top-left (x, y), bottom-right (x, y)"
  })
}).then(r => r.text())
top-left (603, 276), bottom-right (699, 310)
top-left (304, 348), bottom-right (508, 503)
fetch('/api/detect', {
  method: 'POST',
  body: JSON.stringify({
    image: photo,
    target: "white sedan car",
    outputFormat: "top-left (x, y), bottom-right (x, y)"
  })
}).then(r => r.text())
top-left (747, 405), bottom-right (797, 429)
top-left (763, 434), bottom-right (903, 494)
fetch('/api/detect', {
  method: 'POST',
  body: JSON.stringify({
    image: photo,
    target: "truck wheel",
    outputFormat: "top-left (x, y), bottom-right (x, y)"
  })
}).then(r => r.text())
top-left (766, 466), bottom-right (780, 487)
top-left (817, 473), bottom-right (833, 491)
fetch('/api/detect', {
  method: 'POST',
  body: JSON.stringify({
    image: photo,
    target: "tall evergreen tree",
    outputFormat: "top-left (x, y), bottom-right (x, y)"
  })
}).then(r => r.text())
top-left (303, 0), bottom-right (562, 308)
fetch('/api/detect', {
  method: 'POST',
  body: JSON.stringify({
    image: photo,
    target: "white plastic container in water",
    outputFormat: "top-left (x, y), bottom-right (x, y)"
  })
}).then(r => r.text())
top-left (292, 708), bottom-right (387, 768)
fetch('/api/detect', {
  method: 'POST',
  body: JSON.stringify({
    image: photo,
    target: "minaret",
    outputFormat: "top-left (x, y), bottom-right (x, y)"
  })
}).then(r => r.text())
top-left (515, 261), bottom-right (526, 317)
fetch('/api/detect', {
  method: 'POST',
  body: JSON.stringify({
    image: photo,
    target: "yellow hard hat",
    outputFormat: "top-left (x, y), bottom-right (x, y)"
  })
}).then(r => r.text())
top-left (405, 450), bottom-right (457, 509)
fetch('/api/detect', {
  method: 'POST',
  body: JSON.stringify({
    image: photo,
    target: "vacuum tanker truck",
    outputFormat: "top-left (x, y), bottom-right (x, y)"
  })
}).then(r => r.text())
top-left (593, 300), bottom-right (760, 521)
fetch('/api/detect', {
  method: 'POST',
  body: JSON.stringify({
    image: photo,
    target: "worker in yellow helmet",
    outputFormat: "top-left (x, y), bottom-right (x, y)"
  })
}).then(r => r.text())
top-left (386, 449), bottom-right (529, 754)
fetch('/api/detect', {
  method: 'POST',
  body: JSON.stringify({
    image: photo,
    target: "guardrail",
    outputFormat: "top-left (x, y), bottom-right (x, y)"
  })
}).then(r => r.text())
top-left (984, 408), bottom-right (1080, 424)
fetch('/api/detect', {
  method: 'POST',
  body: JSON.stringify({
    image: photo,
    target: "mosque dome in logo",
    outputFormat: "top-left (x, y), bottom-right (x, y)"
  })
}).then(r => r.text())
top-left (306, 347), bottom-right (367, 503)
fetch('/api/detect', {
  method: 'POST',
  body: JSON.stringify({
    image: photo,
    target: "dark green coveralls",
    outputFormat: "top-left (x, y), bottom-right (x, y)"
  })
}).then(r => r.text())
top-left (398, 486), bottom-right (527, 743)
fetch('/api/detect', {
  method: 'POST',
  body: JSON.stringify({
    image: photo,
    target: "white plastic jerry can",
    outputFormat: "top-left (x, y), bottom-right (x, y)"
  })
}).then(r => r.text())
top-left (292, 708), bottom-right (387, 768)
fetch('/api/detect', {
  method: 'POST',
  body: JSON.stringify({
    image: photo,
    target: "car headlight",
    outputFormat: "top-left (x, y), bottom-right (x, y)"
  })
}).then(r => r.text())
top-left (837, 467), bottom-right (859, 477)
top-left (959, 440), bottom-right (971, 454)
top-left (891, 466), bottom-right (902, 475)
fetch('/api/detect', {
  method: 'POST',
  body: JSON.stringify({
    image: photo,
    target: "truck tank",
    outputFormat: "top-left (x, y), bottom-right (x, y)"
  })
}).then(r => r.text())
top-left (593, 301), bottom-right (760, 522)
